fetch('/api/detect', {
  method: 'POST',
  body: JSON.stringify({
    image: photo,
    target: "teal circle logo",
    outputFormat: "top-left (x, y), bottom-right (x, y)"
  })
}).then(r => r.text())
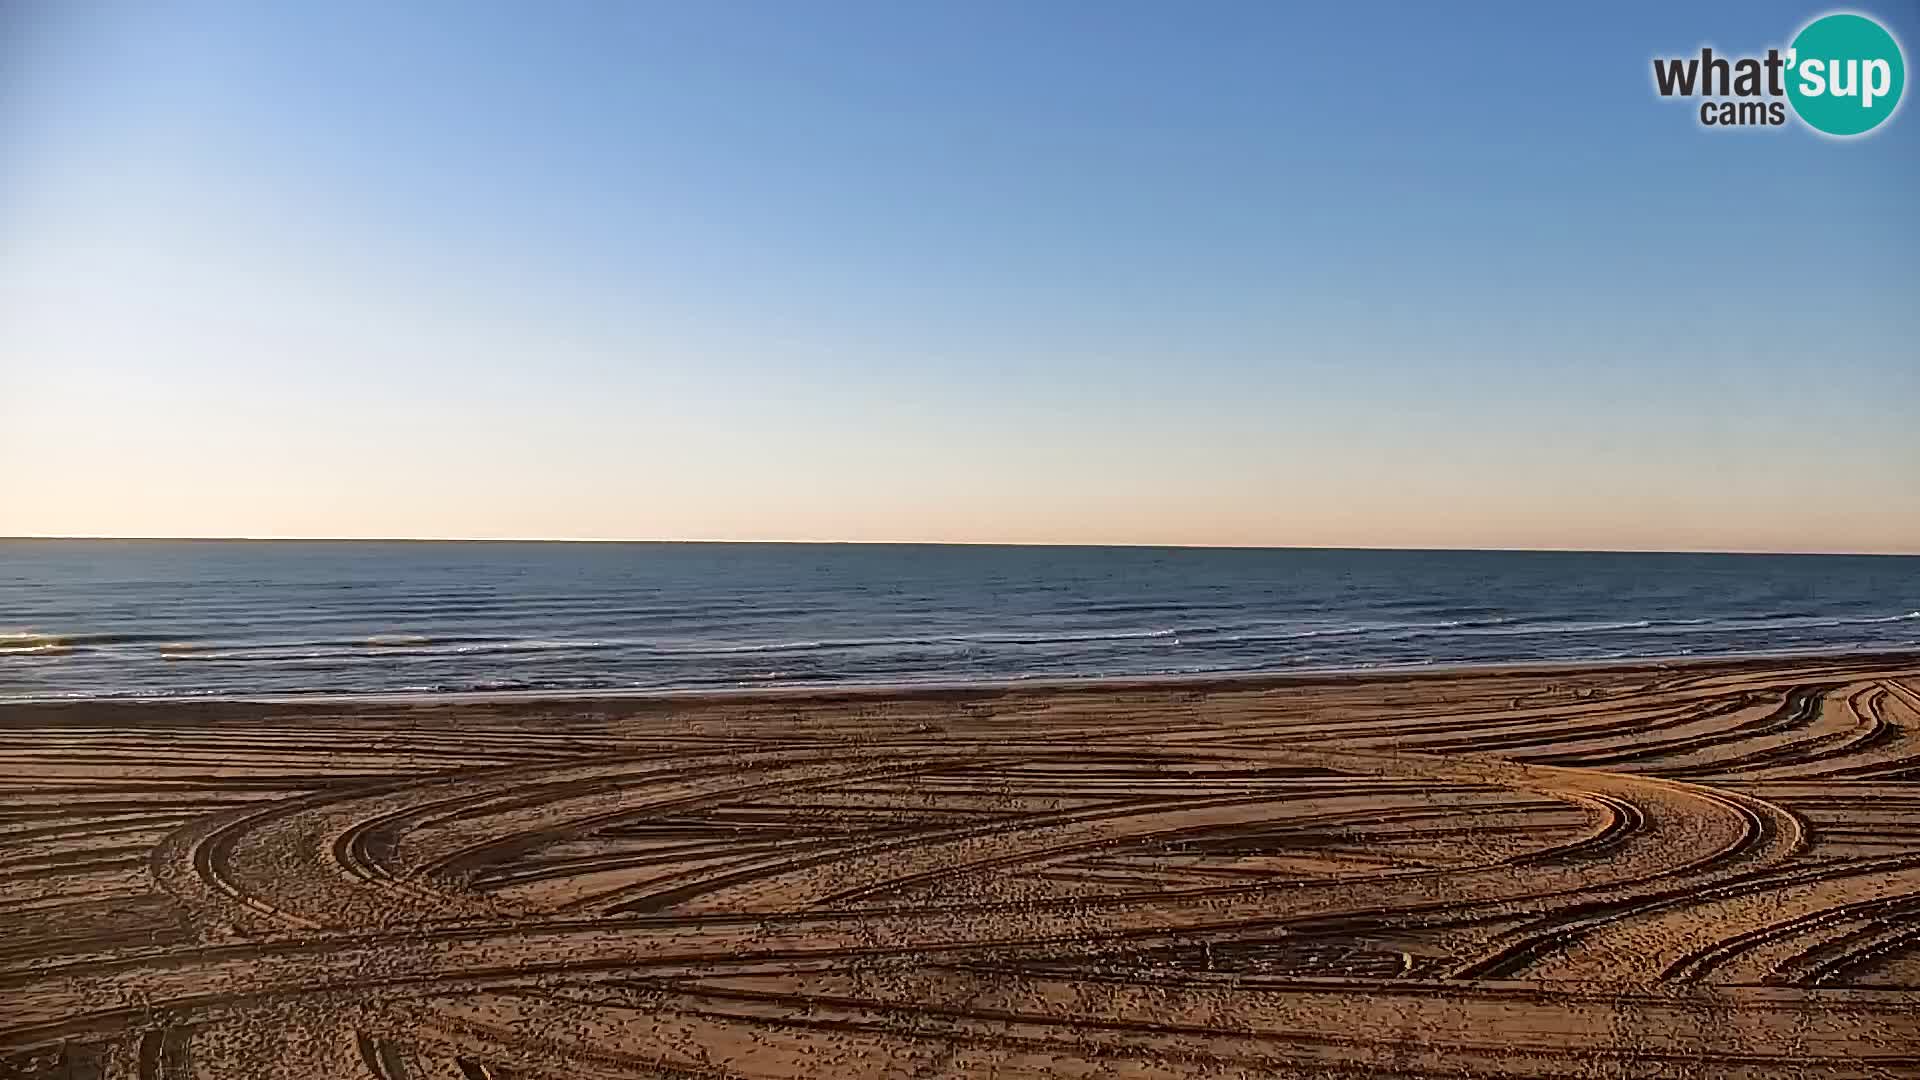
top-left (1786, 13), bottom-right (1905, 136)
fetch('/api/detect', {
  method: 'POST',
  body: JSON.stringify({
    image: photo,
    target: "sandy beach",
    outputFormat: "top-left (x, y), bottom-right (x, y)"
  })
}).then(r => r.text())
top-left (2, 653), bottom-right (1918, 1078)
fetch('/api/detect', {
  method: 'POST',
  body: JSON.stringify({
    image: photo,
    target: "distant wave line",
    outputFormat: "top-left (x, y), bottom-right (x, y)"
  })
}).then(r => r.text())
top-left (8, 610), bottom-right (1917, 664)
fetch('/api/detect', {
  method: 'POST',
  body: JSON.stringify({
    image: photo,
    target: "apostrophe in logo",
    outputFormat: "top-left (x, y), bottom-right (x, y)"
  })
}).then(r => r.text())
top-left (1651, 10), bottom-right (1906, 137)
top-left (1786, 13), bottom-right (1905, 135)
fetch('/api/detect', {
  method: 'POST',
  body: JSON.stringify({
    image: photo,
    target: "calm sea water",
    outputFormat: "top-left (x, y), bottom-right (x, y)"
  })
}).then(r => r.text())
top-left (1, 540), bottom-right (1915, 700)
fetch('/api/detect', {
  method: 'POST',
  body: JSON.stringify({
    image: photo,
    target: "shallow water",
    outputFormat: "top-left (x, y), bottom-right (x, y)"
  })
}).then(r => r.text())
top-left (1, 540), bottom-right (1915, 699)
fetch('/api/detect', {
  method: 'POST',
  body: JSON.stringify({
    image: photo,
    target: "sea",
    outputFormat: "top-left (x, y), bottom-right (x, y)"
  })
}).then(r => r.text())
top-left (1, 540), bottom-right (1916, 701)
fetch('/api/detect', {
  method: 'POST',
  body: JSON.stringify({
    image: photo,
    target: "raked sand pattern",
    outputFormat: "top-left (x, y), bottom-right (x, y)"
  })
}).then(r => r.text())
top-left (2, 655), bottom-right (1919, 1078)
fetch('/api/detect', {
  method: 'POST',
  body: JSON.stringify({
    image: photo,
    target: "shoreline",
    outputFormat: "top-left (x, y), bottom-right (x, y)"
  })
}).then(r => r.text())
top-left (5, 643), bottom-right (1917, 713)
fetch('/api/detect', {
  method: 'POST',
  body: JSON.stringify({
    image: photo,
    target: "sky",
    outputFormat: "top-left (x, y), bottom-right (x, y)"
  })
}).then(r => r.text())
top-left (2, 1), bottom-right (1916, 553)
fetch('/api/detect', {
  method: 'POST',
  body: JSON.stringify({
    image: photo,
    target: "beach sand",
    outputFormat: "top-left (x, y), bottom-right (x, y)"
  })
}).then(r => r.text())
top-left (1, 653), bottom-right (1918, 1077)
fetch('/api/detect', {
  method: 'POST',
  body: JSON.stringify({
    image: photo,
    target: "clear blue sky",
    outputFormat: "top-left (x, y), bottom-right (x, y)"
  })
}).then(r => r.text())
top-left (2, 1), bottom-right (1915, 551)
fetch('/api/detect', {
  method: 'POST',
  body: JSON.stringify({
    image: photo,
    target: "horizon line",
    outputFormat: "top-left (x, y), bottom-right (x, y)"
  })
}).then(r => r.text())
top-left (4, 535), bottom-right (1917, 558)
